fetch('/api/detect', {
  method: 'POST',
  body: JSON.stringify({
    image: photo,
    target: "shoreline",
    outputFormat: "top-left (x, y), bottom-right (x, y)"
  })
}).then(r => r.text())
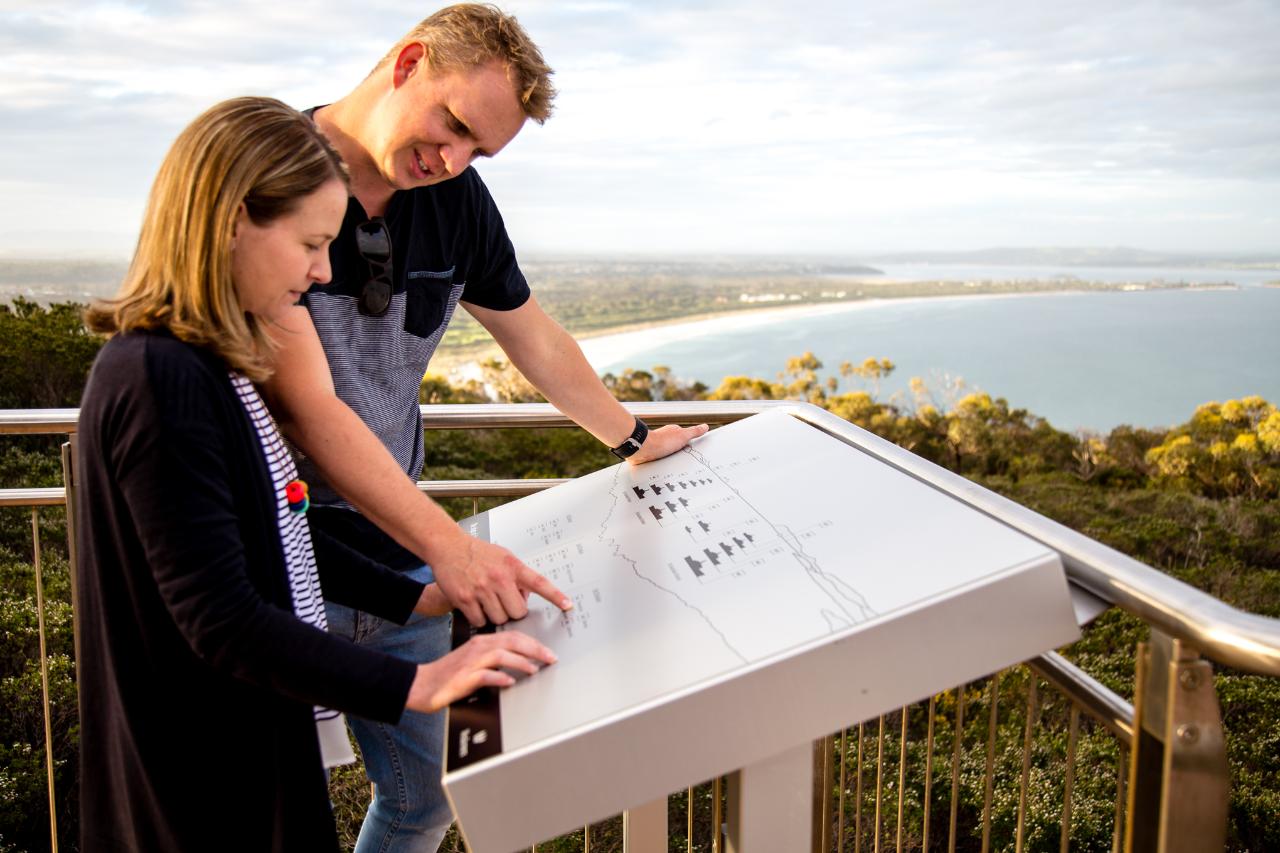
top-left (429, 283), bottom-right (1238, 378)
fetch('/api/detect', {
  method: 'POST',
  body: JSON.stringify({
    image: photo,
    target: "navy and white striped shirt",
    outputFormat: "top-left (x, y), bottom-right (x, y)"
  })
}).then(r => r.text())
top-left (231, 373), bottom-right (354, 767)
top-left (297, 164), bottom-right (529, 520)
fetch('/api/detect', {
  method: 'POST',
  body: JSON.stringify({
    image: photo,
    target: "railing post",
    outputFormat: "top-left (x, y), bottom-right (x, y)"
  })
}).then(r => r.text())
top-left (32, 509), bottom-right (60, 852)
top-left (813, 735), bottom-right (834, 853)
top-left (1124, 630), bottom-right (1228, 853)
top-left (60, 438), bottom-right (82, 669)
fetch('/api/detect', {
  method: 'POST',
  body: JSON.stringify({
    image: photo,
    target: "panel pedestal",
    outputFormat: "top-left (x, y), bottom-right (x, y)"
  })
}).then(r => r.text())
top-left (726, 742), bottom-right (814, 853)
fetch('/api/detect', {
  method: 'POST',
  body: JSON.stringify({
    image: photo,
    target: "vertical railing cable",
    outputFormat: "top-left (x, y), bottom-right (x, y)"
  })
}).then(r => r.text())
top-left (948, 686), bottom-right (967, 853)
top-left (687, 786), bottom-right (695, 851)
top-left (1016, 676), bottom-right (1038, 853)
top-left (1060, 707), bottom-right (1080, 853)
top-left (923, 697), bottom-right (935, 852)
top-left (981, 676), bottom-right (999, 853)
top-left (837, 729), bottom-right (847, 852)
top-left (32, 509), bottom-right (60, 852)
top-left (854, 723), bottom-right (865, 853)
top-left (896, 708), bottom-right (907, 852)
top-left (873, 715), bottom-right (885, 853)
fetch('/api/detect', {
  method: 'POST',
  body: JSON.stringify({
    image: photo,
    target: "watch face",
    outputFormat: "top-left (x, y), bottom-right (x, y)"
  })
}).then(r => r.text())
top-left (612, 437), bottom-right (641, 460)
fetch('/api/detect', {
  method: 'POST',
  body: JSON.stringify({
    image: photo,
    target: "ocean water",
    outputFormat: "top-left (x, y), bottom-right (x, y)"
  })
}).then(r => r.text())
top-left (584, 279), bottom-right (1280, 433)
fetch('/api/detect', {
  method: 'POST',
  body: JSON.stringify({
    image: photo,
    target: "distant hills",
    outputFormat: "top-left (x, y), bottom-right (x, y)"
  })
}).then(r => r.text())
top-left (859, 246), bottom-right (1280, 269)
top-left (2, 246), bottom-right (1278, 306)
top-left (0, 258), bottom-right (128, 303)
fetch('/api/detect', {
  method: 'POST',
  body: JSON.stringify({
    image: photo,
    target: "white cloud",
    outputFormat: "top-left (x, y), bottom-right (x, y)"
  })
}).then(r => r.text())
top-left (1, 0), bottom-right (1278, 255)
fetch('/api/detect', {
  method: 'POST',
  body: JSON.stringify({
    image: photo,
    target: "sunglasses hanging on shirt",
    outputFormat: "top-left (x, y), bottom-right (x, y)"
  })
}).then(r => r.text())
top-left (354, 217), bottom-right (394, 317)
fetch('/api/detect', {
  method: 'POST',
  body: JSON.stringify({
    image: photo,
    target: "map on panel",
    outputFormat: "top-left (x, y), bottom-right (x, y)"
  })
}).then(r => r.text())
top-left (450, 410), bottom-right (1060, 763)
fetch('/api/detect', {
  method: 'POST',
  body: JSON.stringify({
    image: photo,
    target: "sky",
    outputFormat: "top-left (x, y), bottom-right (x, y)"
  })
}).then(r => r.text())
top-left (1, 0), bottom-right (1278, 258)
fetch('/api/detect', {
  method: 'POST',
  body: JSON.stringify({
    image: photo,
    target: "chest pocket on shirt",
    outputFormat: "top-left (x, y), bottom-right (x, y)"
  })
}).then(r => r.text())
top-left (403, 267), bottom-right (462, 340)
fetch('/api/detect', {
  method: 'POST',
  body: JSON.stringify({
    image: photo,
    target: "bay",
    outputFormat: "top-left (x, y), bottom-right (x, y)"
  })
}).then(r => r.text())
top-left (583, 272), bottom-right (1280, 433)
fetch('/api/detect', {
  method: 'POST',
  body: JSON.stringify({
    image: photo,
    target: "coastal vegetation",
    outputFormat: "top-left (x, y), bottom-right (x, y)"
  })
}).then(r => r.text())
top-left (0, 299), bottom-right (1277, 851)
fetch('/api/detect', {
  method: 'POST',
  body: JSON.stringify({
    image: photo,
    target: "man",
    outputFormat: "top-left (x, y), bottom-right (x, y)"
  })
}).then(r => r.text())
top-left (263, 5), bottom-right (707, 851)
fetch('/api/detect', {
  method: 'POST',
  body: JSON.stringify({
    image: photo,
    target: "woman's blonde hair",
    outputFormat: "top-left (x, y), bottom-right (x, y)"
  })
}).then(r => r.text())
top-left (86, 96), bottom-right (347, 381)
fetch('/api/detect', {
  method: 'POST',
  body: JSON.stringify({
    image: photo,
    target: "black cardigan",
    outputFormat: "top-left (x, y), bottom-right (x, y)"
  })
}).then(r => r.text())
top-left (74, 330), bottom-right (422, 852)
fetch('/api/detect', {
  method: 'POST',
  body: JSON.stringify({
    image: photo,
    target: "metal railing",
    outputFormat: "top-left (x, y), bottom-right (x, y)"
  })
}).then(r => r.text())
top-left (4, 401), bottom-right (1278, 853)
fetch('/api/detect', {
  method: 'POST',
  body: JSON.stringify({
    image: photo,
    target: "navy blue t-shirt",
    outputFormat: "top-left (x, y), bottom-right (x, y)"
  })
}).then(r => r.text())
top-left (298, 148), bottom-right (531, 569)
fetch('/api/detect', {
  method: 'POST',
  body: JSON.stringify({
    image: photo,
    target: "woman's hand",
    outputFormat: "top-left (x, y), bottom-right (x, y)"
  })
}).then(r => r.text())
top-left (405, 630), bottom-right (557, 713)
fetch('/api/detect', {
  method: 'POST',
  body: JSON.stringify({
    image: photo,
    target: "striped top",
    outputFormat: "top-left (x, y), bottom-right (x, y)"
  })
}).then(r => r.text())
top-left (230, 373), bottom-right (354, 767)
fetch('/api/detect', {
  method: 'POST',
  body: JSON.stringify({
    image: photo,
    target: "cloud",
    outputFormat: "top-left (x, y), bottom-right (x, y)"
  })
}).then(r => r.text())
top-left (1, 0), bottom-right (1277, 255)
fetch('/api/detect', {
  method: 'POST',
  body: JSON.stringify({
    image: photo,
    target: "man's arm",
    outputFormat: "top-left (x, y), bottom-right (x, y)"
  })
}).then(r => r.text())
top-left (260, 305), bottom-right (570, 626)
top-left (464, 295), bottom-right (709, 462)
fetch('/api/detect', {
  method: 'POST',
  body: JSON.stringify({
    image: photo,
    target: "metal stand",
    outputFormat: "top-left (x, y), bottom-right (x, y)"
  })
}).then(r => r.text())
top-left (725, 741), bottom-right (814, 853)
top-left (1125, 629), bottom-right (1228, 853)
top-left (622, 796), bottom-right (668, 853)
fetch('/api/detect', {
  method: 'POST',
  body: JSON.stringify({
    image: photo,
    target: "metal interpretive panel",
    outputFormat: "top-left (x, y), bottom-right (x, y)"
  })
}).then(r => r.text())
top-left (444, 411), bottom-right (1079, 852)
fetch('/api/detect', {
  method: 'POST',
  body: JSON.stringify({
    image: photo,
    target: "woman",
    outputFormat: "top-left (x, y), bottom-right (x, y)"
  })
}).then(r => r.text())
top-left (74, 96), bottom-right (553, 852)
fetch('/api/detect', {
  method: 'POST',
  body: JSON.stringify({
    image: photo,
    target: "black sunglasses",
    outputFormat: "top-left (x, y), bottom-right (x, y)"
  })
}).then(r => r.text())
top-left (354, 217), bottom-right (393, 317)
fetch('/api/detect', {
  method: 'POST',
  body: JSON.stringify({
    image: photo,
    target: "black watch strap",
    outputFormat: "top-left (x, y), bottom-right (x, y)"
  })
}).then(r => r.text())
top-left (609, 417), bottom-right (649, 460)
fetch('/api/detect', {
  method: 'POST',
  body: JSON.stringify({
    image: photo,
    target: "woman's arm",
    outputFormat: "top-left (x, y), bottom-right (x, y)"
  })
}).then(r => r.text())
top-left (113, 351), bottom-right (549, 720)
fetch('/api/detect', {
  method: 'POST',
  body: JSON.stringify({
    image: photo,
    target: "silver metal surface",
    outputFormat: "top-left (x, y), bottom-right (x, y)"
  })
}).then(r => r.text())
top-left (1029, 652), bottom-right (1134, 744)
top-left (416, 478), bottom-right (568, 498)
top-left (0, 487), bottom-right (65, 507)
top-left (1156, 640), bottom-right (1229, 853)
top-left (417, 400), bottom-right (786, 430)
top-left (0, 408), bottom-right (78, 434)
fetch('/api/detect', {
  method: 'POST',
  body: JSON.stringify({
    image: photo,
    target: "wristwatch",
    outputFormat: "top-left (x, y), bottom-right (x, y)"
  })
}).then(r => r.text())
top-left (609, 417), bottom-right (649, 460)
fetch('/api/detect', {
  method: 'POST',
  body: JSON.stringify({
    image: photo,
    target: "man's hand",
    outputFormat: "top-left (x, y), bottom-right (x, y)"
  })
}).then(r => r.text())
top-left (413, 583), bottom-right (451, 618)
top-left (431, 531), bottom-right (573, 627)
top-left (628, 423), bottom-right (710, 466)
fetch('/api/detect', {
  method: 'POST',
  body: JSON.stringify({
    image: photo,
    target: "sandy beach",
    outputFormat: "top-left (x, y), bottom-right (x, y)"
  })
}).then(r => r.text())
top-left (429, 298), bottom-right (885, 378)
top-left (429, 290), bottom-right (1079, 379)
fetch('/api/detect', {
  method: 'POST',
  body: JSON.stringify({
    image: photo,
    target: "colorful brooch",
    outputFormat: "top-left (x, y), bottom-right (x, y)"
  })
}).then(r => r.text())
top-left (286, 479), bottom-right (310, 515)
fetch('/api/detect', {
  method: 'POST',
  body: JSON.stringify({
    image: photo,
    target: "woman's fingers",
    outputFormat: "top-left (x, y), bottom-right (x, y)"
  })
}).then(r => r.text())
top-left (412, 630), bottom-right (558, 712)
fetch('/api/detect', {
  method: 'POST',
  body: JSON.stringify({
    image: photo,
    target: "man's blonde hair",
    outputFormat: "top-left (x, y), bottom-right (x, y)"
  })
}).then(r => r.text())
top-left (380, 3), bottom-right (556, 123)
top-left (87, 97), bottom-right (347, 382)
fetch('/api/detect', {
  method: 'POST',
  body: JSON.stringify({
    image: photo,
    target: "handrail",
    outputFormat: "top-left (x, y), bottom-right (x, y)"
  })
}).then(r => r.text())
top-left (0, 487), bottom-right (65, 508)
top-left (0, 401), bottom-right (782, 436)
top-left (773, 402), bottom-right (1280, 677)
top-left (4, 400), bottom-right (1278, 675)
top-left (0, 409), bottom-right (78, 435)
top-left (0, 481), bottom-right (569, 506)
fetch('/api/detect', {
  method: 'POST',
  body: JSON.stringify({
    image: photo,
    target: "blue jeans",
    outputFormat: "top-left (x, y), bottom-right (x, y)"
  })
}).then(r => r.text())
top-left (326, 564), bottom-right (453, 853)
